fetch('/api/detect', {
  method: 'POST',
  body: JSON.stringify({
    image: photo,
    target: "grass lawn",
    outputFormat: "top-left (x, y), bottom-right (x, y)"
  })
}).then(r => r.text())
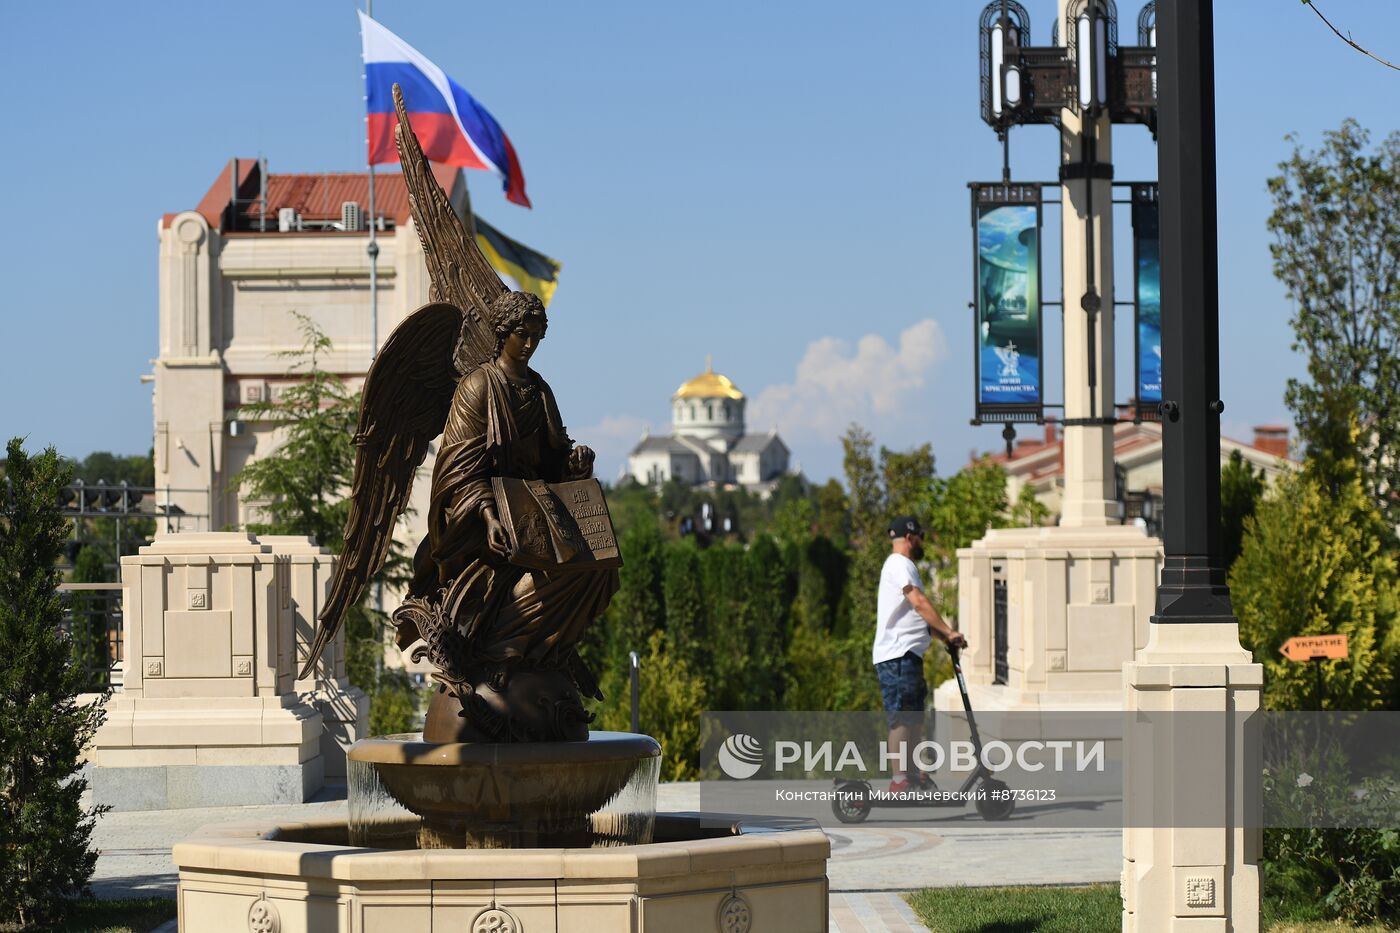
top-left (55, 897), bottom-right (177, 933)
top-left (906, 885), bottom-right (1399, 932)
top-left (908, 885), bottom-right (1120, 933)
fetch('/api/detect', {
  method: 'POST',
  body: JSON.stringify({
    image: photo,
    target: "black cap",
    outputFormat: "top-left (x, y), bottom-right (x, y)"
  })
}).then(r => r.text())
top-left (888, 516), bottom-right (923, 538)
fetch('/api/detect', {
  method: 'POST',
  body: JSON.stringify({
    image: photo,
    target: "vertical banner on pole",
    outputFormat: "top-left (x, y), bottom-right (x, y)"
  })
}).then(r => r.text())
top-left (1132, 183), bottom-right (1161, 416)
top-left (971, 183), bottom-right (1043, 423)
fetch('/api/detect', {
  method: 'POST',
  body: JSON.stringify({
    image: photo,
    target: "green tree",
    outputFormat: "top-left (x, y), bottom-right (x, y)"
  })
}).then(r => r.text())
top-left (840, 425), bottom-right (939, 641)
top-left (737, 534), bottom-right (790, 709)
top-left (1267, 119), bottom-right (1400, 525)
top-left (1230, 451), bottom-right (1399, 710)
top-left (771, 497), bottom-right (817, 544)
top-left (235, 312), bottom-right (416, 733)
top-left (0, 440), bottom-right (106, 929)
top-left (603, 479), bottom-right (663, 540)
top-left (601, 523), bottom-right (666, 667)
top-left (1220, 449), bottom-right (1267, 572)
top-left (69, 545), bottom-right (108, 585)
top-left (814, 478), bottom-right (850, 543)
top-left (783, 624), bottom-right (882, 712)
top-left (881, 443), bottom-right (936, 524)
top-left (1007, 482), bottom-right (1050, 529)
top-left (594, 631), bottom-right (706, 780)
top-left (64, 450), bottom-right (157, 571)
top-left (925, 459), bottom-right (1010, 619)
top-left (662, 538), bottom-right (707, 672)
top-left (70, 451), bottom-right (155, 487)
top-left (236, 312), bottom-right (358, 547)
top-left (699, 542), bottom-right (748, 708)
top-left (791, 535), bottom-right (849, 636)
top-left (841, 425), bottom-right (884, 545)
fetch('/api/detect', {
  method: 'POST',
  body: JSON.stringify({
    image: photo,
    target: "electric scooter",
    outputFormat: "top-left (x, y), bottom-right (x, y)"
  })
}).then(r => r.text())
top-left (830, 644), bottom-right (1015, 823)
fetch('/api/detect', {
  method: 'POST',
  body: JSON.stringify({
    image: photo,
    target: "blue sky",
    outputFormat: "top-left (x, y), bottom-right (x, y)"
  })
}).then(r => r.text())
top-left (3, 1), bottom-right (1399, 482)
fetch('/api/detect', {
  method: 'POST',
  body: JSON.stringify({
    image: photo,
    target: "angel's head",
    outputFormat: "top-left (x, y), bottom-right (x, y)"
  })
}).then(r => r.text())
top-left (491, 291), bottom-right (549, 363)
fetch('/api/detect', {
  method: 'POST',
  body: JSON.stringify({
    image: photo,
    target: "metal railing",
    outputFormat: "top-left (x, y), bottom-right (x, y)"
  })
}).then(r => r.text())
top-left (58, 584), bottom-right (124, 693)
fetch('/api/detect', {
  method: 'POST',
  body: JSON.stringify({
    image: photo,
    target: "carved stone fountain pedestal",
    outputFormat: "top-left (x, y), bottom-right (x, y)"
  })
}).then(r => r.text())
top-left (172, 813), bottom-right (829, 933)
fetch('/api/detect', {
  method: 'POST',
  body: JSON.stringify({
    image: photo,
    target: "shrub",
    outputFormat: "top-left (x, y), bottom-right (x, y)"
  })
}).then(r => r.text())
top-left (0, 439), bottom-right (107, 929)
top-left (1262, 762), bottom-right (1400, 923)
top-left (1230, 466), bottom-right (1398, 710)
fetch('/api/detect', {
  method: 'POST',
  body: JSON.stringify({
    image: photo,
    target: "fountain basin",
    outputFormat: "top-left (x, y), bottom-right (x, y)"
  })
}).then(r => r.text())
top-left (172, 813), bottom-right (830, 932)
top-left (348, 732), bottom-right (661, 849)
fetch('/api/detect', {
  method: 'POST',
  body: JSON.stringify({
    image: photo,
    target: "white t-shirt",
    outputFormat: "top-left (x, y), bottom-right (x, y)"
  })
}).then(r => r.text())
top-left (873, 553), bottom-right (932, 664)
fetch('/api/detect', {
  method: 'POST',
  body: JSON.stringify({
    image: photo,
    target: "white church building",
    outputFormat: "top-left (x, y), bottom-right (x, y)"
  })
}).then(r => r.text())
top-left (627, 361), bottom-right (790, 493)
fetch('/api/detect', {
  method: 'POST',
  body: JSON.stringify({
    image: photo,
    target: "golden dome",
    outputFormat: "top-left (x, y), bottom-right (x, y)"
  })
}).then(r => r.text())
top-left (673, 356), bottom-right (744, 401)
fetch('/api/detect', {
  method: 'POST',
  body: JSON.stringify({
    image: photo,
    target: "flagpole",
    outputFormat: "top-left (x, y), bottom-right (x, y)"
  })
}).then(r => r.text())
top-left (365, 0), bottom-right (380, 361)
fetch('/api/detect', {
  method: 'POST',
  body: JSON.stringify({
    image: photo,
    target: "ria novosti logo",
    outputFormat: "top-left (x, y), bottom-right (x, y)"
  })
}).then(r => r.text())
top-left (717, 733), bottom-right (764, 779)
top-left (713, 732), bottom-right (1106, 780)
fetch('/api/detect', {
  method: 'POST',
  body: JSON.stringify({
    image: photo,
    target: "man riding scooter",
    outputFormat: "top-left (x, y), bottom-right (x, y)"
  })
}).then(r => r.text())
top-left (873, 516), bottom-right (967, 794)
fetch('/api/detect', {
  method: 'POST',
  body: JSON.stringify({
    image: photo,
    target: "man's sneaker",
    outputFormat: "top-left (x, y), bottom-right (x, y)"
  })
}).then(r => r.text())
top-left (912, 770), bottom-right (938, 791)
top-left (888, 776), bottom-right (914, 795)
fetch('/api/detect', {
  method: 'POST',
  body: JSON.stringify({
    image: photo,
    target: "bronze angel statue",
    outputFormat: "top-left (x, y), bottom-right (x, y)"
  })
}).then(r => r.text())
top-left (299, 85), bottom-right (619, 743)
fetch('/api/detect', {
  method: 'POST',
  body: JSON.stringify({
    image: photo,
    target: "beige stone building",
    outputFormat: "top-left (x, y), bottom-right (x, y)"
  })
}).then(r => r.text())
top-left (150, 158), bottom-right (465, 546)
top-left (985, 419), bottom-right (1295, 529)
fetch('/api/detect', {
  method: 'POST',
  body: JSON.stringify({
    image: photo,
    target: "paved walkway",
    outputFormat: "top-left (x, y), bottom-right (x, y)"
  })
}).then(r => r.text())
top-left (830, 893), bottom-right (930, 933)
top-left (90, 782), bottom-right (1119, 931)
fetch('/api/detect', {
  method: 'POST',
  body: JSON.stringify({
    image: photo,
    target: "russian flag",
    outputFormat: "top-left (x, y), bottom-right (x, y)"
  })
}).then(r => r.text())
top-left (360, 11), bottom-right (530, 208)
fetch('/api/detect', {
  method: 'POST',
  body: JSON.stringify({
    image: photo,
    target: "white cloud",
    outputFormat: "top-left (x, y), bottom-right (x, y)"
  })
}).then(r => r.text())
top-left (748, 319), bottom-right (947, 442)
top-left (571, 413), bottom-right (650, 481)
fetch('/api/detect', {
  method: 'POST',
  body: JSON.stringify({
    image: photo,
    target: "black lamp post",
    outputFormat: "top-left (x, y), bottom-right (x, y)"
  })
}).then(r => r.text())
top-left (1152, 0), bottom-right (1234, 626)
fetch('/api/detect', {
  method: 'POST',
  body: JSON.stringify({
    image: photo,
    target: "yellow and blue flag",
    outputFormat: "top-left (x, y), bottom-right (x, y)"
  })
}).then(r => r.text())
top-left (473, 214), bottom-right (562, 307)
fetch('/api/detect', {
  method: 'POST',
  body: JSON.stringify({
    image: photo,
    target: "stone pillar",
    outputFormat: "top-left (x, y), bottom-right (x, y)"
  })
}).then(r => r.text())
top-left (1058, 0), bottom-right (1119, 528)
top-left (940, 524), bottom-right (1161, 713)
top-left (89, 532), bottom-right (363, 810)
top-left (261, 535), bottom-right (369, 781)
top-left (154, 210), bottom-right (226, 531)
top-left (1121, 623), bottom-right (1262, 932)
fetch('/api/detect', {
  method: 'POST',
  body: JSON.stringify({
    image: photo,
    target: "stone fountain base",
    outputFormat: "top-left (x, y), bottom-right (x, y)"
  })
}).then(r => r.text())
top-left (172, 813), bottom-right (829, 933)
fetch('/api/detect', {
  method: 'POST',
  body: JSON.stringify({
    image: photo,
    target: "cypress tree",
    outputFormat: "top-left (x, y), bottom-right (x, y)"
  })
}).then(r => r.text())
top-left (1, 439), bottom-right (107, 929)
top-left (1219, 449), bottom-right (1266, 573)
top-left (662, 539), bottom-right (707, 674)
top-left (604, 523), bottom-right (666, 666)
top-left (741, 534), bottom-right (790, 709)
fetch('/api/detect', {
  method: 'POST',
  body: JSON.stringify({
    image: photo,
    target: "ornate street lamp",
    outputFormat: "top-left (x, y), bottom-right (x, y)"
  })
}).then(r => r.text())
top-left (979, 1), bottom-right (1032, 132)
top-left (979, 0), bottom-right (1158, 137)
top-left (1069, 0), bottom-right (1116, 115)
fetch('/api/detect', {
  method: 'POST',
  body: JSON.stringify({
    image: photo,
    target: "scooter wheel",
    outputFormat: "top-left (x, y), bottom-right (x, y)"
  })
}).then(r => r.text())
top-left (831, 784), bottom-right (870, 824)
top-left (975, 779), bottom-right (1015, 821)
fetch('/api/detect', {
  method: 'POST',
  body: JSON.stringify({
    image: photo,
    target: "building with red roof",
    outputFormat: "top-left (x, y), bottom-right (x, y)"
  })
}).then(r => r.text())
top-left (978, 417), bottom-right (1298, 532)
top-left (151, 159), bottom-right (468, 535)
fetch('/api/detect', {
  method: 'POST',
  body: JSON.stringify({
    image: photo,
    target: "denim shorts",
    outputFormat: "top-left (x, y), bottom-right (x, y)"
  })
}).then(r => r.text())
top-left (876, 651), bottom-right (927, 729)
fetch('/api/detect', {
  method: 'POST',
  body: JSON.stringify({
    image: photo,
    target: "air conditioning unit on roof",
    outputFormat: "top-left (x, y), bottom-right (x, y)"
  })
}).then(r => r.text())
top-left (341, 201), bottom-right (363, 232)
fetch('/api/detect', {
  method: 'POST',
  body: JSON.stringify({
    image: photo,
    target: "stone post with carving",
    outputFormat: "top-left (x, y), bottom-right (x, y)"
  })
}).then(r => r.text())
top-left (90, 532), bottom-right (364, 809)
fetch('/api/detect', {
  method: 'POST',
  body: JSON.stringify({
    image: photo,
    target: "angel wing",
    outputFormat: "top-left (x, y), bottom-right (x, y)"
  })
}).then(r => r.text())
top-left (392, 82), bottom-right (506, 373)
top-left (299, 302), bottom-right (461, 679)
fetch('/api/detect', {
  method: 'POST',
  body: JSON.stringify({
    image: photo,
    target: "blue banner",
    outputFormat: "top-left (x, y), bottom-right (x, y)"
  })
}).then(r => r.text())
top-left (975, 199), bottom-right (1042, 414)
top-left (1132, 186), bottom-right (1161, 407)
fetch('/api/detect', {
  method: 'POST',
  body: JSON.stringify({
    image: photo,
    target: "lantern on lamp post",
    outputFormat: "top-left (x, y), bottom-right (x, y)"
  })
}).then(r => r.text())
top-left (1069, 0), bottom-right (1116, 116)
top-left (979, 1), bottom-right (1032, 135)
